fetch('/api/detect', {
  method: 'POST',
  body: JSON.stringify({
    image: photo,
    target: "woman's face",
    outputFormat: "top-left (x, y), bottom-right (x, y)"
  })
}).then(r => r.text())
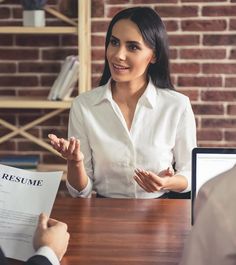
top-left (106, 19), bottom-right (155, 85)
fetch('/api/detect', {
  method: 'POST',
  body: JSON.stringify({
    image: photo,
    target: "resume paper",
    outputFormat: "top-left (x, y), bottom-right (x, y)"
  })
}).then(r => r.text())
top-left (0, 164), bottom-right (63, 261)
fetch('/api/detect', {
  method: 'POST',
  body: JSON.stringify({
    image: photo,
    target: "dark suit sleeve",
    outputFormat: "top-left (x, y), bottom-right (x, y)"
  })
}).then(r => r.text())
top-left (0, 248), bottom-right (7, 265)
top-left (1, 249), bottom-right (52, 265)
top-left (26, 255), bottom-right (52, 265)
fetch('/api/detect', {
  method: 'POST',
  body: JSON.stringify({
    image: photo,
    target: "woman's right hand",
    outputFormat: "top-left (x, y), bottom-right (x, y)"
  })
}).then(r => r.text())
top-left (48, 134), bottom-right (84, 162)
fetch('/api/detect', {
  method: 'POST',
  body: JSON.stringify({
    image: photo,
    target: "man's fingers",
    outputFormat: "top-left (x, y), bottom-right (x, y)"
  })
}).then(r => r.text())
top-left (47, 218), bottom-right (68, 231)
top-left (38, 213), bottom-right (48, 230)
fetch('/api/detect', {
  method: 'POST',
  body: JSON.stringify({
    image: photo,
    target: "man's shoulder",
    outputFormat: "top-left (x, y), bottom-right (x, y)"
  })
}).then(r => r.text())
top-left (198, 165), bottom-right (236, 205)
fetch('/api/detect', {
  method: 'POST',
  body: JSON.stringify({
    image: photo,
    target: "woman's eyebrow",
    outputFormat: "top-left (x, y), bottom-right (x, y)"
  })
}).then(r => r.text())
top-left (111, 35), bottom-right (141, 45)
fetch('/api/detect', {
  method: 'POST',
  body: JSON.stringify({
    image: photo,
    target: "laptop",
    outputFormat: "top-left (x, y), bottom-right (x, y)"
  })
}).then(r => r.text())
top-left (191, 147), bottom-right (236, 224)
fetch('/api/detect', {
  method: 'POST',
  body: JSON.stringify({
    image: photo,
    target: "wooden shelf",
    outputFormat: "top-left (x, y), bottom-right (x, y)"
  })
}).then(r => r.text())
top-left (0, 26), bottom-right (77, 34)
top-left (0, 0), bottom-right (91, 156)
top-left (0, 97), bottom-right (72, 109)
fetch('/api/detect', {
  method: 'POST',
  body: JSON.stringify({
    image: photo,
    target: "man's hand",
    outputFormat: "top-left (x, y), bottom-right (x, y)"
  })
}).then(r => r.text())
top-left (33, 213), bottom-right (70, 261)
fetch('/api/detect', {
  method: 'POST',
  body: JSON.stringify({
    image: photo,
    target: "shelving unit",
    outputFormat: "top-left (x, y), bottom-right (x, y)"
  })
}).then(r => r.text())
top-left (0, 0), bottom-right (91, 156)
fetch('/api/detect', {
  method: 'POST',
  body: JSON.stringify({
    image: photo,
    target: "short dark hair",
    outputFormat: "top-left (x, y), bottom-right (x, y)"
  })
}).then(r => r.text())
top-left (99, 7), bottom-right (174, 90)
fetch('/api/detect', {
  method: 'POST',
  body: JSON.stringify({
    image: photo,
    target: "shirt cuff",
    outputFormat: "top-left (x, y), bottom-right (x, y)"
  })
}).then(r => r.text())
top-left (66, 178), bottom-right (92, 198)
top-left (34, 246), bottom-right (59, 265)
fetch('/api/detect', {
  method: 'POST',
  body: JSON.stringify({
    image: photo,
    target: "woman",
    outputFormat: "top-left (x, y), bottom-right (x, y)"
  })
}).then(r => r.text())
top-left (49, 7), bottom-right (196, 198)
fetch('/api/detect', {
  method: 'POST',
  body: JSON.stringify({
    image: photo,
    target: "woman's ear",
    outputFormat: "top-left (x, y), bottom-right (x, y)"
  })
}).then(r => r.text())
top-left (150, 53), bottom-right (157, 64)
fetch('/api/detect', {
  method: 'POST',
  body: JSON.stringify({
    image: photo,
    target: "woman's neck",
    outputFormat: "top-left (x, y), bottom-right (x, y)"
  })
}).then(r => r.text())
top-left (111, 79), bottom-right (148, 104)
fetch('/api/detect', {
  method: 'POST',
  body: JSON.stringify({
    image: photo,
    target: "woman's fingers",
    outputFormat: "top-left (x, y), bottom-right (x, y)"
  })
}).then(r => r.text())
top-left (134, 169), bottom-right (162, 192)
top-left (134, 175), bottom-right (152, 192)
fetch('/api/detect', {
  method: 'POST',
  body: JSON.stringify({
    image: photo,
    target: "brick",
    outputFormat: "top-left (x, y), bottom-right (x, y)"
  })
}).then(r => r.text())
top-left (0, 114), bottom-right (16, 124)
top-left (0, 49), bottom-right (39, 60)
top-left (92, 21), bottom-right (109, 33)
top-left (182, 0), bottom-right (227, 1)
top-left (0, 35), bottom-right (13, 46)
top-left (169, 34), bottom-right (200, 46)
top-left (181, 19), bottom-right (226, 31)
top-left (197, 130), bottom-right (223, 141)
top-left (203, 63), bottom-right (236, 74)
top-left (155, 6), bottom-right (198, 17)
top-left (19, 114), bottom-right (61, 126)
top-left (18, 89), bottom-right (49, 97)
top-left (42, 128), bottom-right (68, 139)
top-left (198, 142), bottom-right (236, 148)
top-left (134, 0), bottom-right (177, 3)
top-left (171, 63), bottom-right (200, 74)
top-left (92, 48), bottom-right (105, 61)
top-left (192, 104), bottom-right (224, 115)
top-left (18, 141), bottom-right (46, 151)
top-left (0, 89), bottom-right (16, 96)
top-left (177, 89), bottom-right (199, 101)
top-left (202, 6), bottom-right (236, 17)
top-left (20, 128), bottom-right (40, 138)
top-left (225, 131), bottom-right (236, 141)
top-left (92, 76), bottom-right (101, 88)
top-left (0, 141), bottom-right (16, 151)
top-left (0, 7), bottom-right (10, 19)
top-left (227, 105), bottom-right (236, 115)
top-left (170, 49), bottom-right (178, 59)
top-left (42, 154), bottom-right (65, 164)
top-left (0, 21), bottom-right (21, 26)
top-left (230, 19), bottom-right (236, 30)
top-left (225, 78), bottom-right (236, 87)
top-left (19, 62), bottom-right (61, 73)
top-left (229, 49), bottom-right (236, 59)
top-left (178, 76), bottom-right (222, 87)
top-left (42, 49), bottom-right (77, 60)
top-left (12, 7), bottom-right (23, 19)
top-left (202, 118), bottom-right (236, 128)
top-left (16, 35), bottom-right (60, 47)
top-left (203, 35), bottom-right (236, 46)
top-left (40, 75), bottom-right (57, 86)
top-left (164, 20), bottom-right (179, 31)
top-left (92, 35), bottom-right (105, 47)
top-left (201, 91), bottom-right (236, 101)
top-left (107, 7), bottom-right (124, 18)
top-left (180, 49), bottom-right (226, 60)
top-left (61, 35), bottom-right (78, 46)
top-left (92, 63), bottom-right (104, 74)
top-left (0, 76), bottom-right (38, 87)
top-left (91, 0), bottom-right (104, 17)
top-left (0, 63), bottom-right (16, 73)
top-left (106, 0), bottom-right (131, 3)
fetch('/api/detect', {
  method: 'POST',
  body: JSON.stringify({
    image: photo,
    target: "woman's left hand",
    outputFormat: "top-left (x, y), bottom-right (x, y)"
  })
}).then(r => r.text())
top-left (133, 167), bottom-right (174, 192)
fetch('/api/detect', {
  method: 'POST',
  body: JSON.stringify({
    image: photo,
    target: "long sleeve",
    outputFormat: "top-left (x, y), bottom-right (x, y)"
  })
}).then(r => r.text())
top-left (173, 98), bottom-right (196, 192)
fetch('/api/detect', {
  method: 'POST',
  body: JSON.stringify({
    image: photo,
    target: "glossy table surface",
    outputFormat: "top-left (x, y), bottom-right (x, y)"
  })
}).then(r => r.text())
top-left (8, 197), bottom-right (191, 265)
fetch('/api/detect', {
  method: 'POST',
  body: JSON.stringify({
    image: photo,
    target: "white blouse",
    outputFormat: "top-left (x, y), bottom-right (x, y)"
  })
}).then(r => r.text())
top-left (66, 79), bottom-right (197, 198)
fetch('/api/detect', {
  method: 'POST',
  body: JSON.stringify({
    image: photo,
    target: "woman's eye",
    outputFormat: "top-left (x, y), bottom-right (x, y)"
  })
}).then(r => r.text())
top-left (110, 39), bottom-right (119, 46)
top-left (128, 44), bottom-right (139, 51)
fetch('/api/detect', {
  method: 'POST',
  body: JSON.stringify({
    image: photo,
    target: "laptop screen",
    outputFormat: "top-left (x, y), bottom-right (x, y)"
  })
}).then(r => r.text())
top-left (191, 147), bottom-right (236, 224)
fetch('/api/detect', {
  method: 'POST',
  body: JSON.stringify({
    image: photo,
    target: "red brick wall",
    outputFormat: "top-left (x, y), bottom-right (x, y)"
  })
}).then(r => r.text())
top-left (0, 0), bottom-right (236, 164)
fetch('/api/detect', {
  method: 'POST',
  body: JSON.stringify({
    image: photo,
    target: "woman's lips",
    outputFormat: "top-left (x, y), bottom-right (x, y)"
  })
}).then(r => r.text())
top-left (112, 63), bottom-right (130, 73)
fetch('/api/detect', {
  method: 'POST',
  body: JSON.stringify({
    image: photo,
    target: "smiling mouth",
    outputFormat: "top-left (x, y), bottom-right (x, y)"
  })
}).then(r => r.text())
top-left (112, 63), bottom-right (130, 70)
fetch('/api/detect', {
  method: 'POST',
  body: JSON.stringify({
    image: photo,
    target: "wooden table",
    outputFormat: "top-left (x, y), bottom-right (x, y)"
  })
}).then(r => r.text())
top-left (7, 198), bottom-right (191, 265)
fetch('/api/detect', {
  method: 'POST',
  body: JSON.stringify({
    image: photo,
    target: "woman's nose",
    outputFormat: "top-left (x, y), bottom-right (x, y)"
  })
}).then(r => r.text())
top-left (114, 46), bottom-right (126, 61)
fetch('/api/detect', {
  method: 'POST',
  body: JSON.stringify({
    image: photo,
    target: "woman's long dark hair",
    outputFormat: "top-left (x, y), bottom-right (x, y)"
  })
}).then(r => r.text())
top-left (99, 7), bottom-right (174, 90)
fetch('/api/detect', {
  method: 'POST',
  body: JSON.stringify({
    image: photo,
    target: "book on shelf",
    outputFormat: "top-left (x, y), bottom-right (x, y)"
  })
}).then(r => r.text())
top-left (0, 155), bottom-right (40, 170)
top-left (47, 55), bottom-right (79, 101)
